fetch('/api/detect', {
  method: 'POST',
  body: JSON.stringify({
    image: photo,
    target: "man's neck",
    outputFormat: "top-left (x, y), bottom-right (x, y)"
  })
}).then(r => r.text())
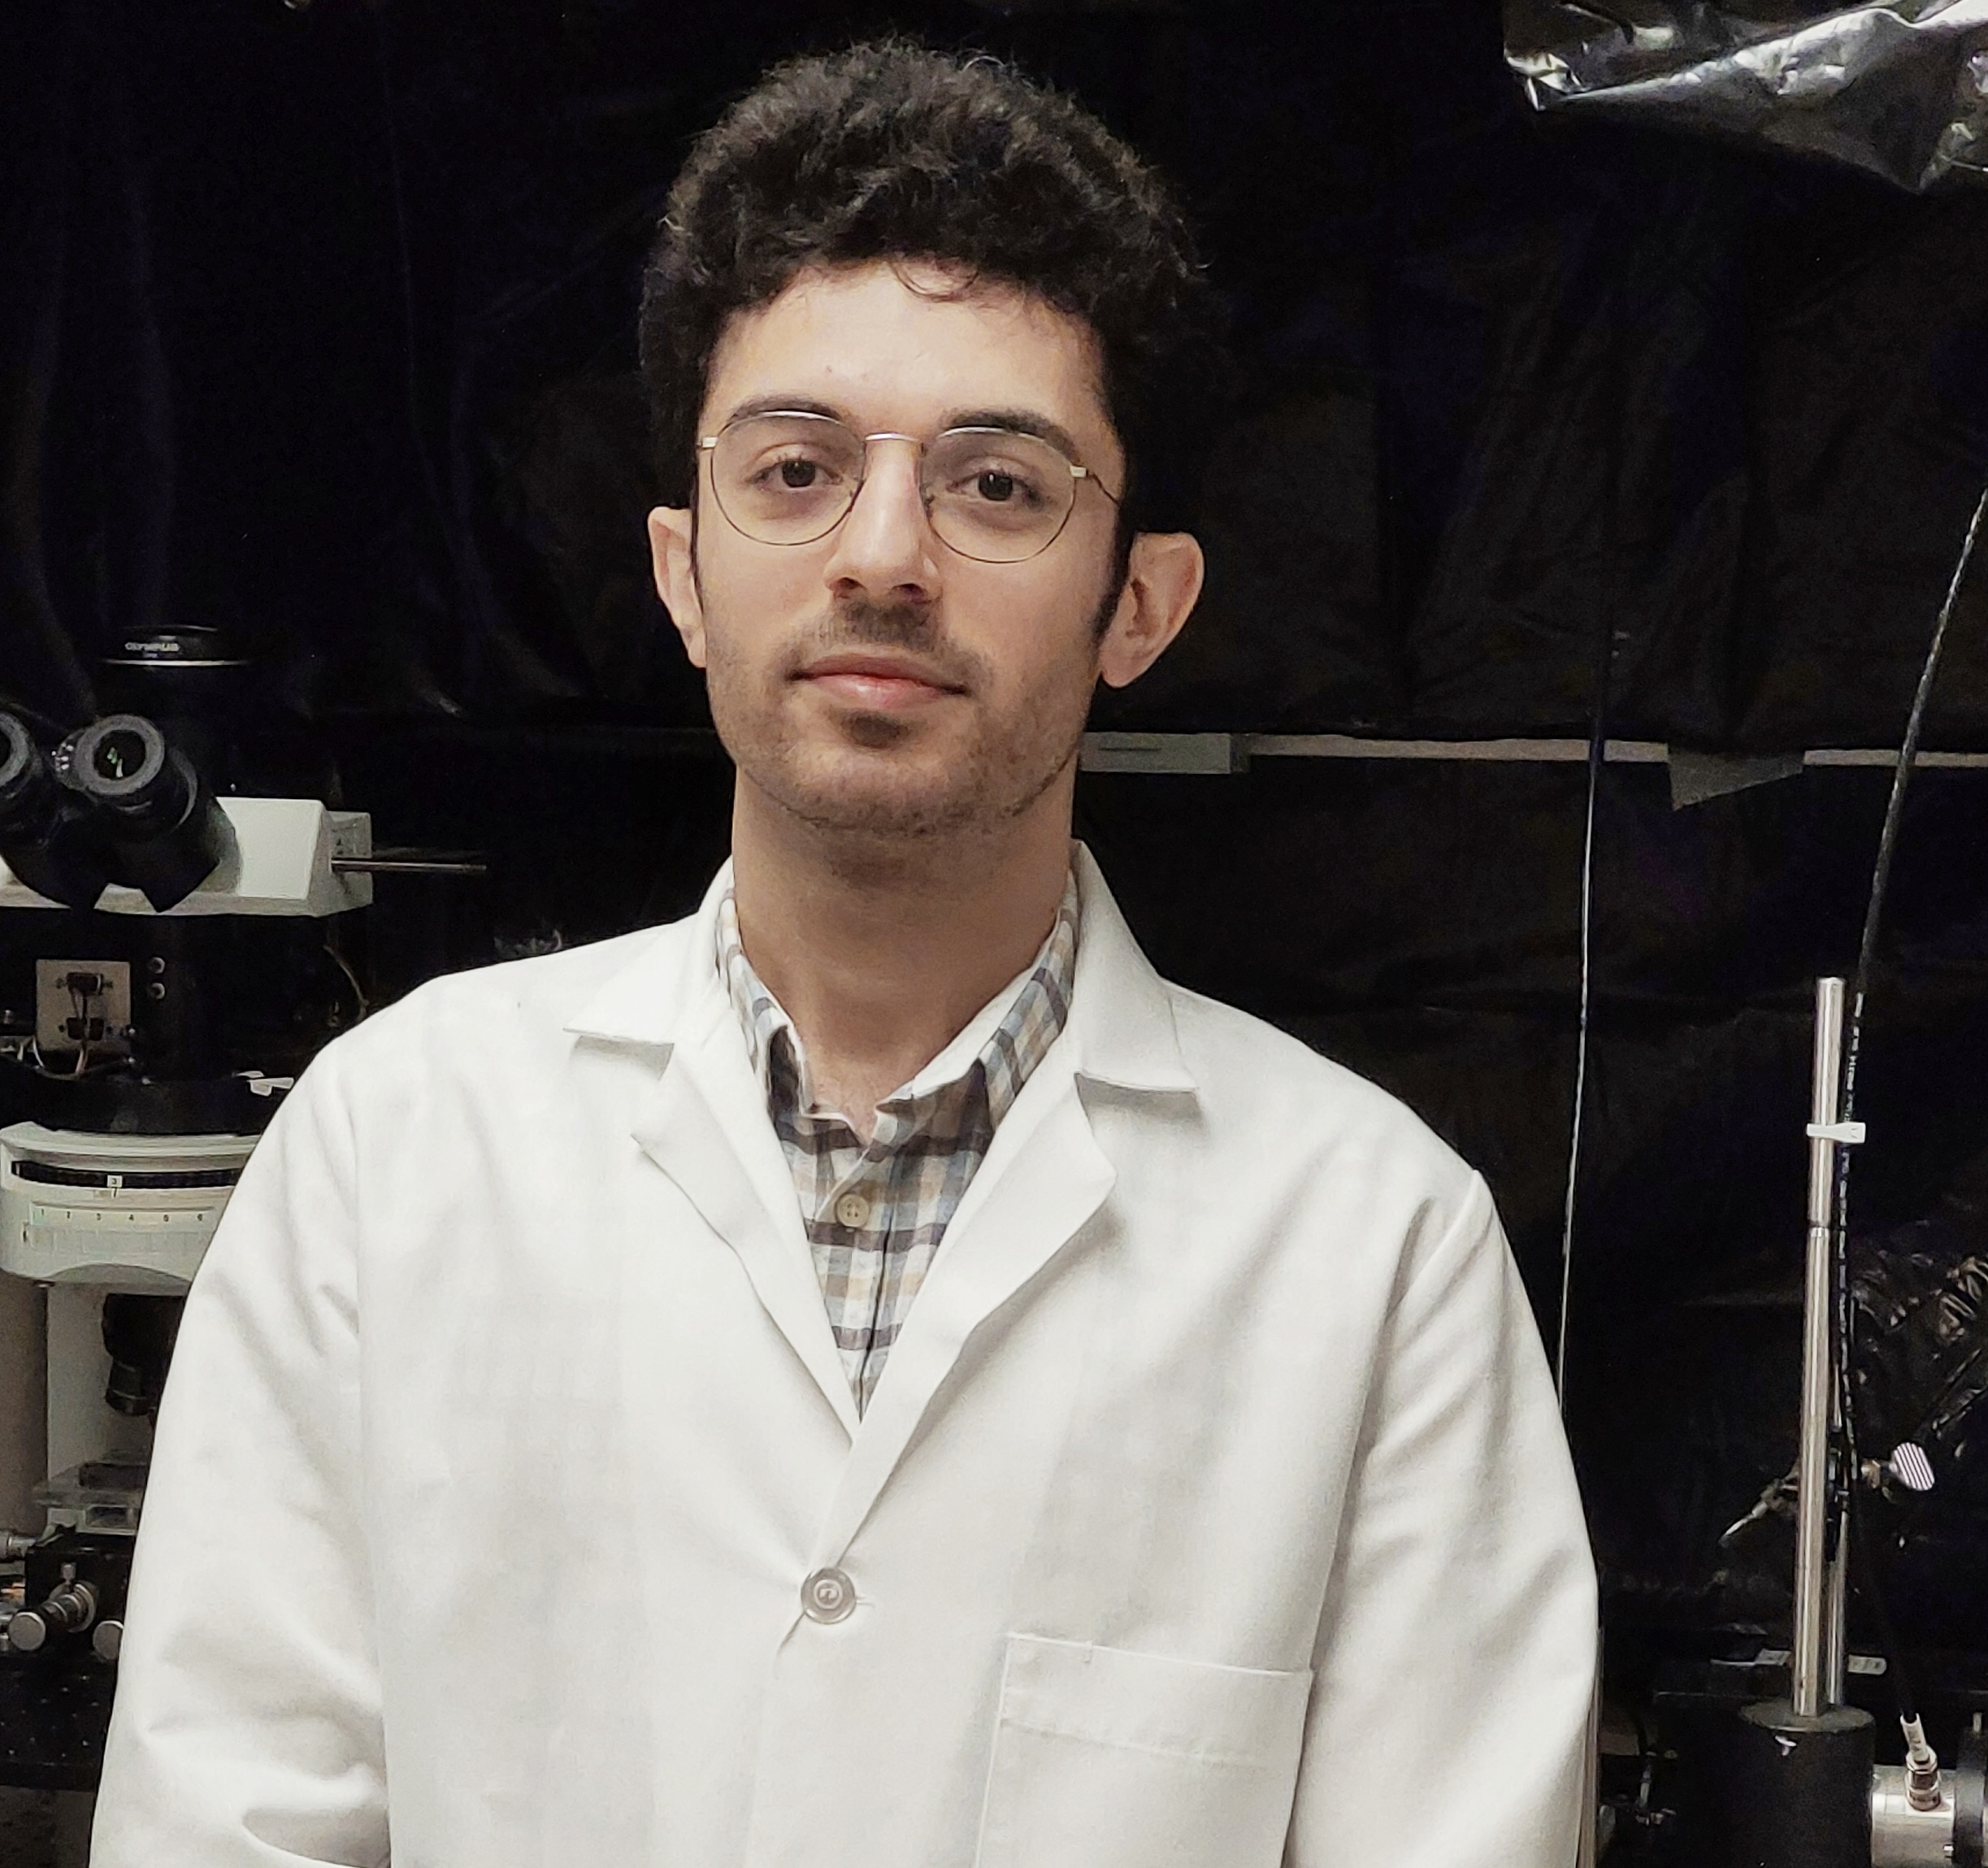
top-left (727, 775), bottom-right (1076, 1140)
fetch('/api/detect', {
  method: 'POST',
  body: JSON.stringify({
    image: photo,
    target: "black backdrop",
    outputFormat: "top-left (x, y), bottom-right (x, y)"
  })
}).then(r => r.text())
top-left (8, 0), bottom-right (1988, 1681)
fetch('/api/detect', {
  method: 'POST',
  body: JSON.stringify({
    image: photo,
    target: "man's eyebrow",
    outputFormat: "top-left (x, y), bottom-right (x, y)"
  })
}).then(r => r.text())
top-left (715, 393), bottom-right (846, 428)
top-left (944, 408), bottom-right (1087, 463)
top-left (711, 397), bottom-right (1093, 467)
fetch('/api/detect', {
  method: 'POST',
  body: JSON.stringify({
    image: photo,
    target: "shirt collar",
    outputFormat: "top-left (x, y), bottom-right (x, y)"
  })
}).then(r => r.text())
top-left (565, 843), bottom-right (1194, 1097)
top-left (714, 871), bottom-right (1080, 1127)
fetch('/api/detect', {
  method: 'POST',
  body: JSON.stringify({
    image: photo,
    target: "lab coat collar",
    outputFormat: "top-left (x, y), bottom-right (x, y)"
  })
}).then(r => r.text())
top-left (562, 841), bottom-right (1197, 1098)
top-left (564, 861), bottom-right (736, 1053)
top-left (1060, 841), bottom-right (1196, 1095)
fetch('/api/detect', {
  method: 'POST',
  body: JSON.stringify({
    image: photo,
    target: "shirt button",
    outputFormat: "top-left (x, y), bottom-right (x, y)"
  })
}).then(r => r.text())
top-left (801, 1566), bottom-right (856, 1624)
top-left (833, 1192), bottom-right (870, 1229)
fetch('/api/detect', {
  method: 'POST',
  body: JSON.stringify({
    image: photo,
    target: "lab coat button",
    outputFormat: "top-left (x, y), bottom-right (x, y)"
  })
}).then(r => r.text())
top-left (801, 1566), bottom-right (856, 1623)
top-left (833, 1192), bottom-right (870, 1229)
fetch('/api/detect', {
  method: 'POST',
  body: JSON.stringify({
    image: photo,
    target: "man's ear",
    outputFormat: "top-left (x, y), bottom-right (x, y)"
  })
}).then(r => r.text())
top-left (1097, 531), bottom-right (1205, 689)
top-left (648, 505), bottom-right (707, 669)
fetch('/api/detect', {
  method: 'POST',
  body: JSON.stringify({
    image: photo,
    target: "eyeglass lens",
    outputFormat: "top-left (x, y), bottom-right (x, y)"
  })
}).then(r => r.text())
top-left (707, 412), bottom-right (1081, 563)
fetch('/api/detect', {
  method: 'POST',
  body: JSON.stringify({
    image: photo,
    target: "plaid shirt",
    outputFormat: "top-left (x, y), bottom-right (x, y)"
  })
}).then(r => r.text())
top-left (718, 875), bottom-right (1080, 1415)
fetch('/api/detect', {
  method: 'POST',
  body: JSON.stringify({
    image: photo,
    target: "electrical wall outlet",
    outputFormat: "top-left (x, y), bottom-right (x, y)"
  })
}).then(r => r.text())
top-left (33, 961), bottom-right (133, 1057)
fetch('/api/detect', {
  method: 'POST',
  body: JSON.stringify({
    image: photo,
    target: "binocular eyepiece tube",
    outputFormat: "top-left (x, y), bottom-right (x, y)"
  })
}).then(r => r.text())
top-left (0, 710), bottom-right (232, 913)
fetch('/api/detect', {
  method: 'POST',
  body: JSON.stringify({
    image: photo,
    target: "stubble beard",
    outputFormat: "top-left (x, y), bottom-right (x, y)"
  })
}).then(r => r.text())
top-left (704, 593), bottom-right (1101, 852)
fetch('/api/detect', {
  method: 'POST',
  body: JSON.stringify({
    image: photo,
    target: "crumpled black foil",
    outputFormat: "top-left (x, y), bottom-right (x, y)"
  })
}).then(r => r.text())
top-left (1851, 1218), bottom-right (1988, 1462)
top-left (1506, 0), bottom-right (1988, 192)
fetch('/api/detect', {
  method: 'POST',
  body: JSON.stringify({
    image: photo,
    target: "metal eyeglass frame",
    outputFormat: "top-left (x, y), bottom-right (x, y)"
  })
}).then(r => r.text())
top-left (696, 410), bottom-right (1121, 563)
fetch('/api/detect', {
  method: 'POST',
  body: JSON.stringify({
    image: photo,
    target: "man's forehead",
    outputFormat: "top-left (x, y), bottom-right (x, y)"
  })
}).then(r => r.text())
top-left (702, 258), bottom-right (1113, 444)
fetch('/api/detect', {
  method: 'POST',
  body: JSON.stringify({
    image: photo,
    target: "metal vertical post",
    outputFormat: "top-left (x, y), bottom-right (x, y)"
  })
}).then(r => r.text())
top-left (1824, 1543), bottom-right (1850, 1708)
top-left (1793, 976), bottom-right (1846, 1719)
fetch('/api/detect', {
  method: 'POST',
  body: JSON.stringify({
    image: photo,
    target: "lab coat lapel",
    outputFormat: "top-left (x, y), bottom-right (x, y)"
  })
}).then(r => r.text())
top-left (813, 1054), bottom-right (1115, 1558)
top-left (630, 1028), bottom-right (860, 1438)
top-left (811, 847), bottom-right (1194, 1557)
top-left (569, 865), bottom-right (860, 1440)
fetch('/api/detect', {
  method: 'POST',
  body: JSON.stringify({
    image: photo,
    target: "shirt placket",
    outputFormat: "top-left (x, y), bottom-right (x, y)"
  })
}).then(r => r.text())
top-left (823, 1097), bottom-right (924, 1412)
top-left (718, 872), bottom-right (1080, 1416)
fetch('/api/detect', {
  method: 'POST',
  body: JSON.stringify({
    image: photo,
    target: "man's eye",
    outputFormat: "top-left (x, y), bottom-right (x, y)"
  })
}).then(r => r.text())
top-left (957, 464), bottom-right (1044, 507)
top-left (777, 458), bottom-right (821, 489)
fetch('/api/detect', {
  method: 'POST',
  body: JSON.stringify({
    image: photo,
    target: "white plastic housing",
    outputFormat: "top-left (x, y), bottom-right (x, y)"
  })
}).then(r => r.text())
top-left (0, 1122), bottom-right (258, 1290)
top-left (0, 797), bottom-right (371, 916)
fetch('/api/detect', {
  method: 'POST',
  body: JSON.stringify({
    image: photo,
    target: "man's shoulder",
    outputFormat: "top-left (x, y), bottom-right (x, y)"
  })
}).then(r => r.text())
top-left (1158, 982), bottom-right (1477, 1201)
top-left (317, 914), bottom-right (695, 1091)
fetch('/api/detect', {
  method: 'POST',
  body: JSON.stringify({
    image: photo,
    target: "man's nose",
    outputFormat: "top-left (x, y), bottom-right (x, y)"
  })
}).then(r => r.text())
top-left (821, 438), bottom-right (942, 602)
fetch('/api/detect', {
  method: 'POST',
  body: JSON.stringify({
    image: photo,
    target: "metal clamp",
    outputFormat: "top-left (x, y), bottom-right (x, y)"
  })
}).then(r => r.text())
top-left (1805, 1120), bottom-right (1867, 1145)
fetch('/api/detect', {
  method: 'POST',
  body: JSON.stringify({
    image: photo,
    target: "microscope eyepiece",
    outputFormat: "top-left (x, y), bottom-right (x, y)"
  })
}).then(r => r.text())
top-left (61, 715), bottom-right (232, 911)
top-left (0, 712), bottom-right (63, 842)
top-left (67, 716), bottom-right (188, 829)
top-left (0, 710), bottom-right (35, 801)
top-left (0, 710), bottom-right (111, 907)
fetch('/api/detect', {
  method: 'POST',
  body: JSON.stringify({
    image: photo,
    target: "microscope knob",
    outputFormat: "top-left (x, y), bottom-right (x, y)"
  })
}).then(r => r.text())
top-left (92, 1618), bottom-right (124, 1662)
top-left (43, 1577), bottom-right (98, 1634)
top-left (9, 1576), bottom-right (98, 1653)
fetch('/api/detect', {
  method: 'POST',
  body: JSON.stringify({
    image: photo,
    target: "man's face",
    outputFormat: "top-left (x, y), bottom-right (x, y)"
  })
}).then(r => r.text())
top-left (649, 260), bottom-right (1196, 843)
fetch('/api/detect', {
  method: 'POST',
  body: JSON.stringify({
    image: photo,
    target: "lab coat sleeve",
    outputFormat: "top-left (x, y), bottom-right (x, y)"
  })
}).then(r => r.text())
top-left (91, 1050), bottom-right (389, 1868)
top-left (1284, 1172), bottom-right (1596, 1868)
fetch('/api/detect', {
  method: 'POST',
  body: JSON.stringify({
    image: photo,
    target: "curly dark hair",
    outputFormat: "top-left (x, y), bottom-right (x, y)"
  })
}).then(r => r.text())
top-left (638, 40), bottom-right (1224, 534)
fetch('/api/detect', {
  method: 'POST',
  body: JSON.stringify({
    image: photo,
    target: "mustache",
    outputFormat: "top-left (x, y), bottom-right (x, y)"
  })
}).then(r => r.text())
top-left (779, 599), bottom-right (987, 693)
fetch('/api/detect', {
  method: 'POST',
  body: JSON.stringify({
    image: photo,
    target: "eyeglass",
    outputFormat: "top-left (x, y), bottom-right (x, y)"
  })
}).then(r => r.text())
top-left (697, 410), bottom-right (1119, 564)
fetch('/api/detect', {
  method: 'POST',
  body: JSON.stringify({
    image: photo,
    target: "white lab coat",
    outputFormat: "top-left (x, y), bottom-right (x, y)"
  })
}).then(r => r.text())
top-left (93, 845), bottom-right (1595, 1868)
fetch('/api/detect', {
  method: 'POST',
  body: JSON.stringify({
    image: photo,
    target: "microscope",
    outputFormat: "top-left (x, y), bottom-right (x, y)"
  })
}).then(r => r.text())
top-left (0, 683), bottom-right (371, 1769)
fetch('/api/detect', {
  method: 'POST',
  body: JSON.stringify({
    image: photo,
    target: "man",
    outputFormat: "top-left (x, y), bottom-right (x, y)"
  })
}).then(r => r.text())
top-left (94, 41), bottom-right (1595, 1868)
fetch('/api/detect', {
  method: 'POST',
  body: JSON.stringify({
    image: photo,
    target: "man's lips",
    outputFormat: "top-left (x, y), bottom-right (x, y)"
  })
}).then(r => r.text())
top-left (794, 654), bottom-right (966, 711)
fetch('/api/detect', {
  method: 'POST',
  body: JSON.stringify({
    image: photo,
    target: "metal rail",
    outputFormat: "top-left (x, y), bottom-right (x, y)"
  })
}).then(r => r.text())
top-left (332, 854), bottom-right (488, 878)
top-left (1076, 731), bottom-right (1988, 774)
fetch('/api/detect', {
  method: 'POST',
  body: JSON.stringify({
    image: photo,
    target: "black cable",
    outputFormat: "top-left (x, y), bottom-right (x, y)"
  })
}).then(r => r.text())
top-left (1834, 478), bottom-right (1988, 1447)
top-left (1831, 476), bottom-right (1988, 1720)
top-left (1849, 1486), bottom-right (1920, 1727)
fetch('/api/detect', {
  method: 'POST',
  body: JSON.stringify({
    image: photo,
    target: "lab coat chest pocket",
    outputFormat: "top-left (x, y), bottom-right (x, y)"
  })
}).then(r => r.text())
top-left (974, 1635), bottom-right (1312, 1868)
